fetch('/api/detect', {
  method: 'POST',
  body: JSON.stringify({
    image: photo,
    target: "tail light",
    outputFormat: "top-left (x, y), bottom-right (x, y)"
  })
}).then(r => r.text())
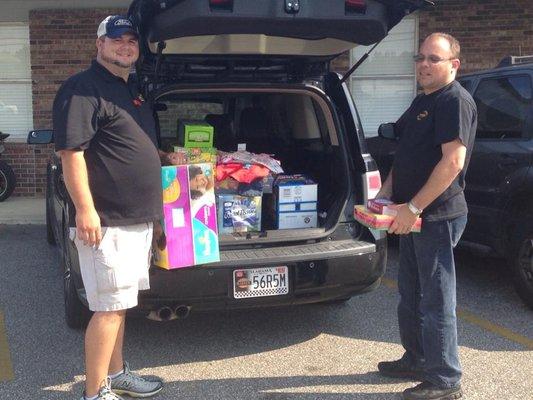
top-left (363, 170), bottom-right (382, 203)
top-left (210, 0), bottom-right (233, 11)
top-left (345, 0), bottom-right (367, 14)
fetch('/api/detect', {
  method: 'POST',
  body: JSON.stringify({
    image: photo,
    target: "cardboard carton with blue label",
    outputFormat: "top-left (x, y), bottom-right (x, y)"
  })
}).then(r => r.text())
top-left (273, 174), bottom-right (318, 229)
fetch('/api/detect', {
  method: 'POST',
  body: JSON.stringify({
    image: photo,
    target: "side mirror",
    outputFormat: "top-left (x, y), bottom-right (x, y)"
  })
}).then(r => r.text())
top-left (378, 123), bottom-right (398, 140)
top-left (27, 129), bottom-right (54, 144)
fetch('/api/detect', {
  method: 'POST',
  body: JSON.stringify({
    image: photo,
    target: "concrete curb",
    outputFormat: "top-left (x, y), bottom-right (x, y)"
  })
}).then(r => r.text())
top-left (0, 197), bottom-right (46, 225)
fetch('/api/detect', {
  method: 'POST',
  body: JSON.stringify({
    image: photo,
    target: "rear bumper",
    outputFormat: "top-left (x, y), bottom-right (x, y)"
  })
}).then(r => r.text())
top-left (133, 238), bottom-right (387, 315)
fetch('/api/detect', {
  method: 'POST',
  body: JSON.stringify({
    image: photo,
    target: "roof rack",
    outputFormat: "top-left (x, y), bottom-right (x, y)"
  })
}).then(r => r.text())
top-left (497, 55), bottom-right (533, 68)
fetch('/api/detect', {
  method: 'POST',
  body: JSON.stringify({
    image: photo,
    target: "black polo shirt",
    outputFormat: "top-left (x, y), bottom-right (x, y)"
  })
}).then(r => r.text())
top-left (53, 60), bottom-right (163, 227)
top-left (392, 81), bottom-right (477, 221)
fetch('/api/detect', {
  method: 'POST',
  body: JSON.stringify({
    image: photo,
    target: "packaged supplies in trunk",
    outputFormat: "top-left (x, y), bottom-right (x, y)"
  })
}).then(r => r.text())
top-left (155, 164), bottom-right (219, 269)
top-left (217, 194), bottom-right (262, 233)
top-left (273, 175), bottom-right (318, 229)
top-left (177, 120), bottom-right (214, 148)
top-left (173, 146), bottom-right (217, 164)
top-left (354, 205), bottom-right (422, 232)
top-left (216, 162), bottom-right (270, 184)
top-left (217, 150), bottom-right (284, 174)
top-left (215, 176), bottom-right (240, 194)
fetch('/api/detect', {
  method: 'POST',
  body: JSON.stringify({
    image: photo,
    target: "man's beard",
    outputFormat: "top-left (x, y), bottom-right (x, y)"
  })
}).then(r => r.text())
top-left (101, 54), bottom-right (135, 69)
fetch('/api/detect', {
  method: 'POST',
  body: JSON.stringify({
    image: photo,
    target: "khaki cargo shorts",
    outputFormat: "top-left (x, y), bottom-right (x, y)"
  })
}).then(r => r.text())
top-left (70, 222), bottom-right (153, 312)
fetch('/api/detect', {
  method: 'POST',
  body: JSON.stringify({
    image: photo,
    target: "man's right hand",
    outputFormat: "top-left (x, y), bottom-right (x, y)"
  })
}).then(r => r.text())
top-left (75, 207), bottom-right (102, 247)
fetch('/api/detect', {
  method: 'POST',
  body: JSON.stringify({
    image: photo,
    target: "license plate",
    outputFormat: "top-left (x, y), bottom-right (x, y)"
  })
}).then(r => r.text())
top-left (233, 266), bottom-right (289, 299)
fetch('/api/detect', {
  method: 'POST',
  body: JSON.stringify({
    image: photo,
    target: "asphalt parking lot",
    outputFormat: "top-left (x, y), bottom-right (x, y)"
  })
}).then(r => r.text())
top-left (0, 224), bottom-right (531, 400)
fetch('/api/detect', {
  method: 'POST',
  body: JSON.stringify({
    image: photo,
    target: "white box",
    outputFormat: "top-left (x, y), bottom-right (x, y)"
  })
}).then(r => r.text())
top-left (274, 175), bottom-right (318, 229)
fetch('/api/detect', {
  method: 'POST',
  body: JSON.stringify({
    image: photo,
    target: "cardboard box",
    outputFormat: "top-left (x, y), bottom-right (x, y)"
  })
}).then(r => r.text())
top-left (274, 175), bottom-right (318, 229)
top-left (367, 198), bottom-right (400, 216)
top-left (177, 120), bottom-right (214, 148)
top-left (354, 205), bottom-right (422, 232)
top-left (173, 146), bottom-right (217, 164)
top-left (155, 164), bottom-right (219, 269)
top-left (217, 195), bottom-right (262, 233)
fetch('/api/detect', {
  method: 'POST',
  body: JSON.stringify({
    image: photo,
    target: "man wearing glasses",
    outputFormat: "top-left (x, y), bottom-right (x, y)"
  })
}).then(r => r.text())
top-left (375, 33), bottom-right (477, 400)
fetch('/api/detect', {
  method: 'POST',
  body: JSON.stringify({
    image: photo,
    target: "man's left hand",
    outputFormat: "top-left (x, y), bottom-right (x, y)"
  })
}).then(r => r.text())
top-left (388, 204), bottom-right (418, 235)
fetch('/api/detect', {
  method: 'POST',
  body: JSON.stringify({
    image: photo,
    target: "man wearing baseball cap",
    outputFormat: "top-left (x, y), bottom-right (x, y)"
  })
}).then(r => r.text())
top-left (53, 15), bottom-right (164, 400)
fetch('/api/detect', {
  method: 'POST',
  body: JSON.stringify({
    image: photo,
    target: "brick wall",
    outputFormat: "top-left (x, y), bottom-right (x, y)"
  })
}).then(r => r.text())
top-left (4, 8), bottom-right (125, 197)
top-left (5, 1), bottom-right (533, 197)
top-left (419, 0), bottom-right (533, 74)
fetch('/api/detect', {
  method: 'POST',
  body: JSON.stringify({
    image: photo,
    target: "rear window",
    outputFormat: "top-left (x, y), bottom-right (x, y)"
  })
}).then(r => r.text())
top-left (473, 74), bottom-right (533, 140)
top-left (157, 100), bottom-right (224, 141)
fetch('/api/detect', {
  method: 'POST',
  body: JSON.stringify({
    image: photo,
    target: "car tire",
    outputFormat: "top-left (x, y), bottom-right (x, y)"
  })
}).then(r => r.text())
top-left (63, 255), bottom-right (92, 329)
top-left (510, 225), bottom-right (533, 309)
top-left (0, 160), bottom-right (16, 202)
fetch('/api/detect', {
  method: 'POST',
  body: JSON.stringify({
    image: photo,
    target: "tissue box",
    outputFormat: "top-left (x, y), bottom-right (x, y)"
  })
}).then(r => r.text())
top-left (354, 205), bottom-right (421, 232)
top-left (217, 195), bottom-right (262, 233)
top-left (274, 174), bottom-right (318, 229)
top-left (155, 164), bottom-right (219, 269)
top-left (177, 120), bottom-right (214, 148)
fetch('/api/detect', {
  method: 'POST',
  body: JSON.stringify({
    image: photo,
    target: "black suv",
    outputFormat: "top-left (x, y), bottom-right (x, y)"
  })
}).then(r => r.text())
top-left (372, 55), bottom-right (533, 309)
top-left (29, 0), bottom-right (427, 328)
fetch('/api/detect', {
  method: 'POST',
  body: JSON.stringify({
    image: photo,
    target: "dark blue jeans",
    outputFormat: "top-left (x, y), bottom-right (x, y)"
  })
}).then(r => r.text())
top-left (397, 214), bottom-right (467, 388)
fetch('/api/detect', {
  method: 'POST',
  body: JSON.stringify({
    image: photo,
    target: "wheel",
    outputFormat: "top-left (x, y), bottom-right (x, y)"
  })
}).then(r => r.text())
top-left (63, 251), bottom-right (92, 329)
top-left (0, 160), bottom-right (16, 202)
top-left (510, 226), bottom-right (533, 309)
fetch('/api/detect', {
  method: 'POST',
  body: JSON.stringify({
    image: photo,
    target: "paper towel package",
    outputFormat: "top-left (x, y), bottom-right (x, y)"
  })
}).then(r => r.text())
top-left (217, 194), bottom-right (262, 233)
top-left (155, 164), bottom-right (219, 269)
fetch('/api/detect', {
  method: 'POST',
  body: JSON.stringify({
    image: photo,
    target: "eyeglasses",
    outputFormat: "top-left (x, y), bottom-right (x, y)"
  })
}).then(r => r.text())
top-left (413, 54), bottom-right (455, 64)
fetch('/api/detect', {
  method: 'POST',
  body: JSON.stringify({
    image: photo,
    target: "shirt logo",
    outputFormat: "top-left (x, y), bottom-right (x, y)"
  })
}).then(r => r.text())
top-left (417, 110), bottom-right (429, 121)
top-left (133, 94), bottom-right (145, 107)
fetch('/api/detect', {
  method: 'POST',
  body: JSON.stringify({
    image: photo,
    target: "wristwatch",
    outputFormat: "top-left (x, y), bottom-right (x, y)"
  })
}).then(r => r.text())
top-left (407, 201), bottom-right (423, 216)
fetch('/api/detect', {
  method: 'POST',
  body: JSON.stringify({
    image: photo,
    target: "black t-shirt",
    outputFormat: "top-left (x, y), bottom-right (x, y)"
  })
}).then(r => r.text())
top-left (392, 81), bottom-right (477, 221)
top-left (53, 60), bottom-right (163, 227)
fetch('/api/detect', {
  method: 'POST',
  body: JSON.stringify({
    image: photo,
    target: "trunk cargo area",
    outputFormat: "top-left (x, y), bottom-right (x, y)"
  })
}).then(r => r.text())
top-left (155, 87), bottom-right (352, 246)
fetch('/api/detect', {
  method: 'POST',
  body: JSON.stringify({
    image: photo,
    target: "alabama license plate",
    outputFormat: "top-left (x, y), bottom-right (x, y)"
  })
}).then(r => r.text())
top-left (233, 266), bottom-right (289, 299)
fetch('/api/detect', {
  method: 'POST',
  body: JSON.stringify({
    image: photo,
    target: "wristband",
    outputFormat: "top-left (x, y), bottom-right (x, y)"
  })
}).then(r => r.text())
top-left (407, 201), bottom-right (423, 216)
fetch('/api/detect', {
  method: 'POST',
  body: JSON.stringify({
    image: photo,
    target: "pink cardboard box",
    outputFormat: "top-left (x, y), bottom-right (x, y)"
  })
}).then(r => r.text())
top-left (354, 205), bottom-right (422, 232)
top-left (154, 164), bottom-right (219, 269)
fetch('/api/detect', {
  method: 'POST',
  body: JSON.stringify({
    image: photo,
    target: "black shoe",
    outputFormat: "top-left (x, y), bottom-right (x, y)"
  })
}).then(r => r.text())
top-left (378, 359), bottom-right (424, 381)
top-left (402, 381), bottom-right (462, 400)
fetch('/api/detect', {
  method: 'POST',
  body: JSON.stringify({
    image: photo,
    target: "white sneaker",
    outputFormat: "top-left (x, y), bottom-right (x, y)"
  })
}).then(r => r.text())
top-left (80, 378), bottom-right (124, 400)
top-left (110, 362), bottom-right (163, 398)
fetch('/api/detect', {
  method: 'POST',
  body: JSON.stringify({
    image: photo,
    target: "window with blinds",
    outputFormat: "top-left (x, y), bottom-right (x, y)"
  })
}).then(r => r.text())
top-left (350, 16), bottom-right (418, 137)
top-left (0, 24), bottom-right (33, 138)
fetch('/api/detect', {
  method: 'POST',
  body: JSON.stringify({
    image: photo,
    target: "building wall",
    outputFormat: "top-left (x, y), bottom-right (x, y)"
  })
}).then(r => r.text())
top-left (4, 1), bottom-right (533, 197)
top-left (4, 8), bottom-right (124, 197)
top-left (419, 0), bottom-right (533, 74)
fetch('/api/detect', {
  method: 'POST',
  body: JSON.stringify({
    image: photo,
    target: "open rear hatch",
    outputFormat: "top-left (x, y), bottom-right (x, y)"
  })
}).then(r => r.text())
top-left (129, 0), bottom-right (430, 82)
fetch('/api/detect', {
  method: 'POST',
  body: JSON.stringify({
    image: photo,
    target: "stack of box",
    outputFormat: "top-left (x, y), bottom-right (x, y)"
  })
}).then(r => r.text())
top-left (273, 175), bottom-right (318, 229)
top-left (353, 199), bottom-right (422, 232)
top-left (155, 163), bottom-right (220, 269)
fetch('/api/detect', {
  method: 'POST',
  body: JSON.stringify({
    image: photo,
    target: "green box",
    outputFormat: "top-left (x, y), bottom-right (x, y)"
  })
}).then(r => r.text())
top-left (178, 120), bottom-right (214, 148)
